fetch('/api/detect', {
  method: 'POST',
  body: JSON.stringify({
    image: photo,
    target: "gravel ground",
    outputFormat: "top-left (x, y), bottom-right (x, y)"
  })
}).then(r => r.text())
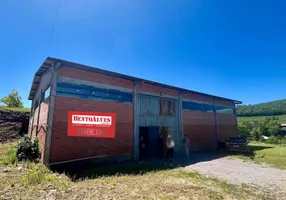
top-left (185, 157), bottom-right (286, 198)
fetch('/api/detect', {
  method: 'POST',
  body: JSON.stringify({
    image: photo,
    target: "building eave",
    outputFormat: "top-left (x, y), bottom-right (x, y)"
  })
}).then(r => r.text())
top-left (28, 56), bottom-right (242, 104)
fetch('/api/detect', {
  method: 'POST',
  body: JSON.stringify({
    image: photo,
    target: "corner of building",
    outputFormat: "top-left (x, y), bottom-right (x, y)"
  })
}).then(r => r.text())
top-left (43, 62), bottom-right (61, 165)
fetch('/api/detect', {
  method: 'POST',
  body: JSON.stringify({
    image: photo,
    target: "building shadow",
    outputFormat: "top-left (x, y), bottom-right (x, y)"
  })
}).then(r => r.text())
top-left (50, 144), bottom-right (276, 181)
top-left (51, 150), bottom-right (230, 181)
top-left (248, 145), bottom-right (273, 151)
top-left (51, 159), bottom-right (175, 181)
top-left (177, 149), bottom-right (229, 166)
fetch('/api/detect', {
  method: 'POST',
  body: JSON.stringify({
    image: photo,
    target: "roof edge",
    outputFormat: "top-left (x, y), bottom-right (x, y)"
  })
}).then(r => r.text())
top-left (28, 56), bottom-right (242, 104)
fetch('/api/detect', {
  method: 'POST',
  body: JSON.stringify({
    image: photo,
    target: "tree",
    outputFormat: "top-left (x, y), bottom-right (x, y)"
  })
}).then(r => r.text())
top-left (238, 121), bottom-right (252, 137)
top-left (268, 125), bottom-right (281, 136)
top-left (250, 127), bottom-right (262, 140)
top-left (264, 116), bottom-right (281, 136)
top-left (238, 116), bottom-right (282, 141)
top-left (236, 99), bottom-right (286, 117)
top-left (0, 89), bottom-right (24, 108)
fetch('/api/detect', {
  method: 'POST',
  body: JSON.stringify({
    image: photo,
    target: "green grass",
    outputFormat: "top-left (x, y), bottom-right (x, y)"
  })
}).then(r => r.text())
top-left (238, 114), bottom-right (286, 123)
top-left (0, 141), bottom-right (18, 167)
top-left (0, 106), bottom-right (30, 113)
top-left (0, 141), bottom-right (277, 200)
top-left (231, 142), bottom-right (286, 170)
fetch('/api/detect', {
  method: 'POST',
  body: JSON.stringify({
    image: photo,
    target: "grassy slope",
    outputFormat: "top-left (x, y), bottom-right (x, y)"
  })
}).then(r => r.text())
top-left (238, 114), bottom-right (286, 123)
top-left (0, 141), bottom-right (18, 167)
top-left (231, 142), bottom-right (286, 170)
top-left (236, 99), bottom-right (286, 116)
top-left (0, 142), bottom-right (274, 200)
top-left (0, 106), bottom-right (30, 113)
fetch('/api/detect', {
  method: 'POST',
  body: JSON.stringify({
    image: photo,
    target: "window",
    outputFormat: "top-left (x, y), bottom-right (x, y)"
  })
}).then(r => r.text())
top-left (56, 82), bottom-right (133, 103)
top-left (40, 87), bottom-right (51, 103)
top-left (44, 87), bottom-right (50, 101)
top-left (215, 105), bottom-right (234, 114)
top-left (159, 99), bottom-right (176, 116)
top-left (182, 101), bottom-right (214, 112)
top-left (228, 138), bottom-right (246, 143)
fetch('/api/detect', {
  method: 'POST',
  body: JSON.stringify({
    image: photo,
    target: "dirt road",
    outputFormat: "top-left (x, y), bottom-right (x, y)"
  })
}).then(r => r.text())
top-left (185, 156), bottom-right (286, 199)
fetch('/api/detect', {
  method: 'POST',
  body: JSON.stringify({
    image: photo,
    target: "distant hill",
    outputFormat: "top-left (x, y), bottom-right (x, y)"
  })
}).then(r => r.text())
top-left (238, 115), bottom-right (286, 124)
top-left (236, 99), bottom-right (286, 117)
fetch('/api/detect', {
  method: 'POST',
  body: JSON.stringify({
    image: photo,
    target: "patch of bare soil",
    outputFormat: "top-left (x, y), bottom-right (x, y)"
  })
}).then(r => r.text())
top-left (0, 110), bottom-right (29, 142)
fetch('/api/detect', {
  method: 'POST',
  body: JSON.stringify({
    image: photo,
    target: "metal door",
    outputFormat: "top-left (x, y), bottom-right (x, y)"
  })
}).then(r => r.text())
top-left (137, 94), bottom-right (181, 151)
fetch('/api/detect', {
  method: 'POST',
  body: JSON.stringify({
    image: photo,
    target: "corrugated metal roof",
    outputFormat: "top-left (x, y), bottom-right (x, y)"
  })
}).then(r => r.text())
top-left (28, 57), bottom-right (242, 104)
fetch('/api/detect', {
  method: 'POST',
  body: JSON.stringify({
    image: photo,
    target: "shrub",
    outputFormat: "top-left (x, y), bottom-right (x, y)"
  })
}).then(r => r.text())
top-left (263, 136), bottom-right (286, 145)
top-left (238, 122), bottom-right (252, 137)
top-left (266, 136), bottom-right (280, 144)
top-left (280, 138), bottom-right (286, 145)
top-left (238, 116), bottom-right (283, 141)
top-left (263, 116), bottom-right (281, 136)
top-left (268, 125), bottom-right (282, 136)
top-left (16, 136), bottom-right (40, 162)
top-left (250, 127), bottom-right (262, 141)
top-left (259, 138), bottom-right (266, 143)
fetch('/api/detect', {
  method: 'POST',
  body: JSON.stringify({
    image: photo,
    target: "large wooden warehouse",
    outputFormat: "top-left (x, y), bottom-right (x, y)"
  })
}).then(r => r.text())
top-left (28, 57), bottom-right (241, 165)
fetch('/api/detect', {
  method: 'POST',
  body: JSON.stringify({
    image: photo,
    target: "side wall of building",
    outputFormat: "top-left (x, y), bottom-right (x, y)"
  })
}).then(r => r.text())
top-left (31, 100), bottom-right (49, 161)
top-left (37, 64), bottom-right (238, 163)
top-left (57, 66), bottom-right (133, 89)
top-left (182, 95), bottom-right (238, 150)
top-left (49, 66), bottom-right (134, 163)
top-left (29, 70), bottom-right (52, 162)
top-left (50, 97), bottom-right (133, 163)
top-left (182, 94), bottom-right (217, 150)
top-left (183, 111), bottom-right (217, 150)
top-left (215, 100), bottom-right (238, 142)
top-left (137, 82), bottom-right (179, 97)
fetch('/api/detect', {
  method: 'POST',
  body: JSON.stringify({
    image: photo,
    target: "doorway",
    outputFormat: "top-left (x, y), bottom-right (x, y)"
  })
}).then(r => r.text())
top-left (137, 94), bottom-right (181, 153)
top-left (139, 126), bottom-right (161, 160)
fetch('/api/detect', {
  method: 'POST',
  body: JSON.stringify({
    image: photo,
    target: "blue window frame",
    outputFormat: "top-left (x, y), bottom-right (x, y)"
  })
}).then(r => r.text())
top-left (40, 87), bottom-right (50, 103)
top-left (215, 105), bottom-right (234, 114)
top-left (182, 101), bottom-right (214, 112)
top-left (56, 82), bottom-right (133, 103)
top-left (44, 87), bottom-right (50, 101)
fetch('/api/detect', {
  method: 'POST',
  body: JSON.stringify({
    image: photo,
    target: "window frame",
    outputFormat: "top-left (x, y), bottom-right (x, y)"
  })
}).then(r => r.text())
top-left (56, 82), bottom-right (133, 104)
top-left (215, 104), bottom-right (235, 114)
top-left (182, 100), bottom-right (214, 112)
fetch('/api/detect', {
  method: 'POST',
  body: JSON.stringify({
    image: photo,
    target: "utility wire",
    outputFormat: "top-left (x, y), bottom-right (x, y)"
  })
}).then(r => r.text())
top-left (47, 0), bottom-right (63, 50)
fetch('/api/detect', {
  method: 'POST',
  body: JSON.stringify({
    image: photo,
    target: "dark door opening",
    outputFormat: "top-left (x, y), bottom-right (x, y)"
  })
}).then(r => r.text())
top-left (139, 126), bottom-right (161, 160)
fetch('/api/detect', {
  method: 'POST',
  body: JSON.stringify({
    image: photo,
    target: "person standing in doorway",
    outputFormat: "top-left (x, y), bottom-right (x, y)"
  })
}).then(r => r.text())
top-left (183, 135), bottom-right (190, 162)
top-left (165, 134), bottom-right (175, 166)
top-left (139, 136), bottom-right (145, 162)
top-left (161, 127), bottom-right (168, 161)
top-left (157, 131), bottom-right (164, 159)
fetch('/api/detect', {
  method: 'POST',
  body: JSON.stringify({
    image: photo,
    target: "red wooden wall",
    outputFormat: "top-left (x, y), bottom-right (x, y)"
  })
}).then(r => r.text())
top-left (183, 110), bottom-right (217, 150)
top-left (31, 99), bottom-right (49, 162)
top-left (49, 96), bottom-right (133, 163)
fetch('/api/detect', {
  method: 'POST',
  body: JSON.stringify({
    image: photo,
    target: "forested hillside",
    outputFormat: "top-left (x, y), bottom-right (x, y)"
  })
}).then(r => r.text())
top-left (237, 99), bottom-right (286, 117)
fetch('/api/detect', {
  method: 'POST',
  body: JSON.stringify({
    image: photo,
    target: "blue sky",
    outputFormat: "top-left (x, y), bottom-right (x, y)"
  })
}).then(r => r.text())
top-left (0, 0), bottom-right (285, 107)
